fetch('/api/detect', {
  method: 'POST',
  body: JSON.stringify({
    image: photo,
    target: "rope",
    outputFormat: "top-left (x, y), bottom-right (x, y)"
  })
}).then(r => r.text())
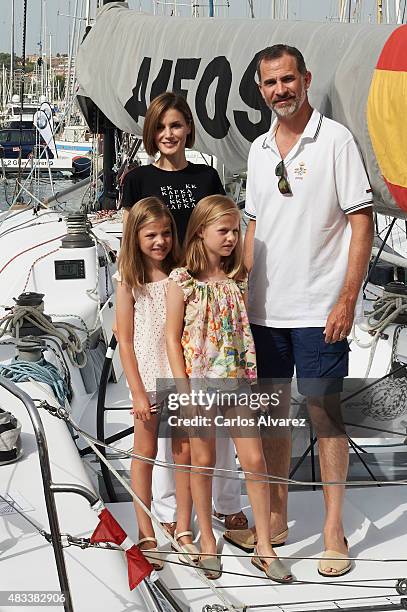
top-left (353, 290), bottom-right (407, 343)
top-left (0, 494), bottom-right (48, 538)
top-left (162, 550), bottom-right (407, 563)
top-left (0, 214), bottom-right (62, 241)
top-left (353, 289), bottom-right (407, 377)
top-left (0, 360), bottom-right (68, 405)
top-left (163, 557), bottom-right (404, 586)
top-left (45, 403), bottom-right (407, 488)
top-left (351, 293), bottom-right (407, 415)
top-left (0, 234), bottom-right (66, 275)
top-left (22, 248), bottom-right (60, 293)
top-left (0, 304), bottom-right (87, 368)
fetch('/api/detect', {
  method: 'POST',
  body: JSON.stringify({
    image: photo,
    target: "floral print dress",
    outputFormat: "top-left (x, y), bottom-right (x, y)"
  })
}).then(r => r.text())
top-left (169, 267), bottom-right (256, 384)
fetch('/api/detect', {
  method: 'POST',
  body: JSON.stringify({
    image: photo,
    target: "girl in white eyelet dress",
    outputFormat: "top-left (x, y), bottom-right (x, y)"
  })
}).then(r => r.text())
top-left (114, 196), bottom-right (198, 570)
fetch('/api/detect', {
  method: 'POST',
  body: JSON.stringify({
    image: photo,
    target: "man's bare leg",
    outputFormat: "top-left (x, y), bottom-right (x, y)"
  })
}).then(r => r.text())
top-left (308, 394), bottom-right (349, 574)
top-left (261, 383), bottom-right (291, 536)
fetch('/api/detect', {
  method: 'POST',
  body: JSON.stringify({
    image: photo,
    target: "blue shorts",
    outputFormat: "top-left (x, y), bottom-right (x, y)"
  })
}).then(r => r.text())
top-left (251, 325), bottom-right (349, 396)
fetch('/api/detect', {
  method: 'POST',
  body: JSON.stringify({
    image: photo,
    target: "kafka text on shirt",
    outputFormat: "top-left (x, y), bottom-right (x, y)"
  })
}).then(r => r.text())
top-left (161, 184), bottom-right (198, 209)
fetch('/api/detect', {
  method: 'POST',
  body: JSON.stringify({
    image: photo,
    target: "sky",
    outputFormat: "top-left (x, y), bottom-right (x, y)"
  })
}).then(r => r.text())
top-left (0, 0), bottom-right (398, 56)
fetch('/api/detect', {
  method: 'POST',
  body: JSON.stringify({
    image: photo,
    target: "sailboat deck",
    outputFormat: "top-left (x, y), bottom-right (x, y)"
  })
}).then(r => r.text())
top-left (112, 486), bottom-right (407, 612)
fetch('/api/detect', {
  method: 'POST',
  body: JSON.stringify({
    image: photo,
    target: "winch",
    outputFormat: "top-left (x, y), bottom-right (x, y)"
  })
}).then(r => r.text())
top-left (12, 292), bottom-right (52, 338)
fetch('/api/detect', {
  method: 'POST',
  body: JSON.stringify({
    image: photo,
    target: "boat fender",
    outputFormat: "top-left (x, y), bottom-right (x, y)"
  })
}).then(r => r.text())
top-left (0, 408), bottom-right (22, 465)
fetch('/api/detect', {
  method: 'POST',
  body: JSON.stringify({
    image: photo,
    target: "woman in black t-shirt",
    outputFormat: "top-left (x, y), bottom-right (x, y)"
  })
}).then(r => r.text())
top-left (120, 92), bottom-right (247, 546)
top-left (120, 92), bottom-right (224, 244)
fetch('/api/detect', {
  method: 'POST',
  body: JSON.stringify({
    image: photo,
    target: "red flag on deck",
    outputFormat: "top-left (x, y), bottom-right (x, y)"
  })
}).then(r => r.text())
top-left (90, 507), bottom-right (153, 589)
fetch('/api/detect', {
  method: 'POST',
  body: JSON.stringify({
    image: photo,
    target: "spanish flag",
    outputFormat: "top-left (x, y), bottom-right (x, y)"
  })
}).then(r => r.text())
top-left (367, 25), bottom-right (407, 212)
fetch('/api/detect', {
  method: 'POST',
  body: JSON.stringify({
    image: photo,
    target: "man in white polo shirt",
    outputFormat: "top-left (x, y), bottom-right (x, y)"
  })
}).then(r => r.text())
top-left (242, 44), bottom-right (374, 576)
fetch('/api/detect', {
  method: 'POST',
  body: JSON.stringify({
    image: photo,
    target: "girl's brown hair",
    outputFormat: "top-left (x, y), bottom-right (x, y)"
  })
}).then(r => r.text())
top-left (183, 195), bottom-right (246, 280)
top-left (143, 92), bottom-right (195, 156)
top-left (118, 197), bottom-right (180, 288)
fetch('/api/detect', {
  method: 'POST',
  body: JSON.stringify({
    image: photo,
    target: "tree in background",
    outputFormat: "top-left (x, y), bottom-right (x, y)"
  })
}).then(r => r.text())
top-left (0, 52), bottom-right (34, 73)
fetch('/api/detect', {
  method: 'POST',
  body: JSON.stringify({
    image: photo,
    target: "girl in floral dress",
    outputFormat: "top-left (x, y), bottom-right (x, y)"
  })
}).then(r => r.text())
top-left (166, 195), bottom-right (293, 582)
top-left (115, 197), bottom-right (199, 570)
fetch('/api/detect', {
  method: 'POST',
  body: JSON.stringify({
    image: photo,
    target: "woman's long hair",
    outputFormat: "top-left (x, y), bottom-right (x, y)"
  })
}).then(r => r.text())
top-left (118, 197), bottom-right (180, 288)
top-left (183, 195), bottom-right (246, 280)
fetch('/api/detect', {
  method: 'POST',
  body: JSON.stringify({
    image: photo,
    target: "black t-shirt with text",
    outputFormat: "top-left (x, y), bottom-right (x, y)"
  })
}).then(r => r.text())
top-left (121, 162), bottom-right (225, 243)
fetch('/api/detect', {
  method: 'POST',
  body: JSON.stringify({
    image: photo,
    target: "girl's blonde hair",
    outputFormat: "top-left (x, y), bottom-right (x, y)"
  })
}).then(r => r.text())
top-left (118, 197), bottom-right (180, 288)
top-left (183, 195), bottom-right (246, 280)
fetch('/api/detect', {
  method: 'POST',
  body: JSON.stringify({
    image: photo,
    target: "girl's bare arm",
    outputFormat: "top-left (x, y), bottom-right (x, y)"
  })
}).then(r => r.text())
top-left (116, 281), bottom-right (152, 420)
top-left (166, 280), bottom-right (190, 394)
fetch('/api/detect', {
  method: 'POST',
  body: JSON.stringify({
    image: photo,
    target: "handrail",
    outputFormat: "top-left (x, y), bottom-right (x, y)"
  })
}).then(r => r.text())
top-left (0, 376), bottom-right (73, 612)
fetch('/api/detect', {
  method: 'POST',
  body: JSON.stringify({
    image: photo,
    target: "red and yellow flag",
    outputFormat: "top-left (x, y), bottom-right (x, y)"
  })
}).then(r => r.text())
top-left (367, 25), bottom-right (407, 212)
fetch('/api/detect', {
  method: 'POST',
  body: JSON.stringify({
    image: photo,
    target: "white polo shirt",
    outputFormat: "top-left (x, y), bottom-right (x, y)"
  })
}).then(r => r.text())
top-left (245, 109), bottom-right (373, 328)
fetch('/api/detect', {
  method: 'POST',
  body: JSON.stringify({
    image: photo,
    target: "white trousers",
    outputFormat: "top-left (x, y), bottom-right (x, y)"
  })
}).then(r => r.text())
top-left (152, 436), bottom-right (242, 522)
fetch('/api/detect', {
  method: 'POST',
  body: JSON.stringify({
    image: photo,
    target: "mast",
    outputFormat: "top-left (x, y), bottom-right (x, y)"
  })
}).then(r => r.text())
top-left (339, 0), bottom-right (347, 22)
top-left (99, 0), bottom-right (126, 210)
top-left (85, 0), bottom-right (91, 26)
top-left (39, 0), bottom-right (44, 97)
top-left (377, 0), bottom-right (383, 23)
top-left (10, 0), bottom-right (15, 98)
top-left (395, 0), bottom-right (402, 22)
top-left (49, 33), bottom-right (52, 101)
top-left (385, 0), bottom-right (390, 22)
top-left (43, 0), bottom-right (48, 98)
top-left (65, 0), bottom-right (79, 122)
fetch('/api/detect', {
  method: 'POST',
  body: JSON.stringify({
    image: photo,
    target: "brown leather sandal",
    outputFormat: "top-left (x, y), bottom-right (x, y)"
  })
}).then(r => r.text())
top-left (223, 526), bottom-right (288, 552)
top-left (160, 521), bottom-right (177, 537)
top-left (213, 510), bottom-right (248, 530)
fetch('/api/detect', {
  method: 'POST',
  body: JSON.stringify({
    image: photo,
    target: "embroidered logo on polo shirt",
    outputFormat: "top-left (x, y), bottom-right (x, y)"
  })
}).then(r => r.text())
top-left (294, 162), bottom-right (307, 179)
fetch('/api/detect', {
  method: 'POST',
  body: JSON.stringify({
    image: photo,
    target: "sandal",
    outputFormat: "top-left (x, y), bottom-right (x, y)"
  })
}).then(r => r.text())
top-left (161, 521), bottom-right (177, 537)
top-left (251, 547), bottom-right (293, 583)
top-left (214, 510), bottom-right (248, 530)
top-left (318, 537), bottom-right (351, 577)
top-left (223, 526), bottom-right (288, 553)
top-left (198, 554), bottom-right (222, 580)
top-left (138, 537), bottom-right (164, 571)
top-left (172, 531), bottom-right (199, 565)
